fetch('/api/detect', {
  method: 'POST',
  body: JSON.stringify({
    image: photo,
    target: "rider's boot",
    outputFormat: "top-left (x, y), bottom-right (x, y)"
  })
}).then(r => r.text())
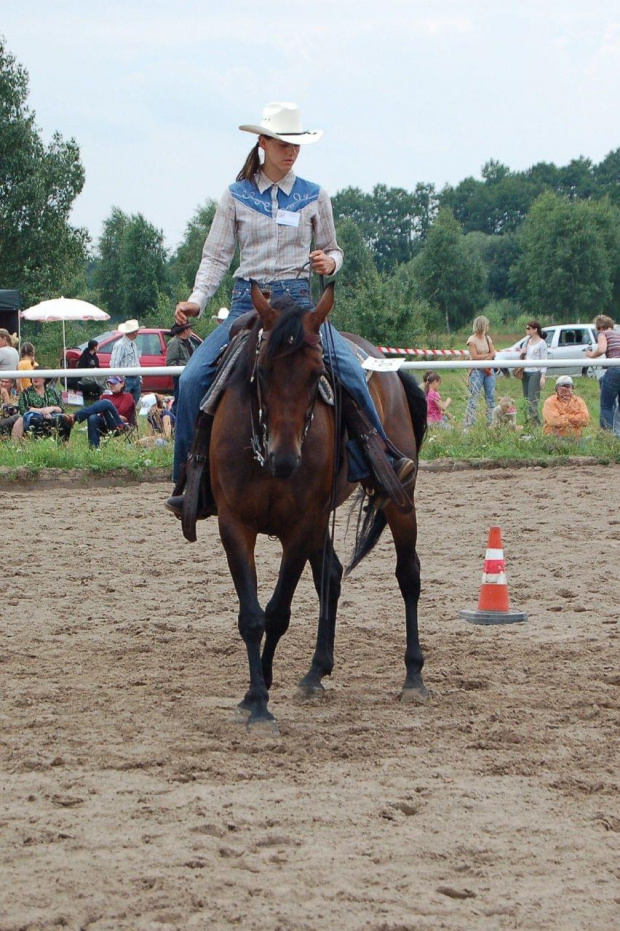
top-left (165, 413), bottom-right (216, 521)
top-left (341, 393), bottom-right (415, 514)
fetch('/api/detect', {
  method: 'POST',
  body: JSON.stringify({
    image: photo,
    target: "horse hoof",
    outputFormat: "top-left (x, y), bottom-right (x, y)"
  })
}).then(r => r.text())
top-left (247, 715), bottom-right (279, 736)
top-left (233, 703), bottom-right (252, 723)
top-left (297, 681), bottom-right (326, 700)
top-left (400, 683), bottom-right (430, 704)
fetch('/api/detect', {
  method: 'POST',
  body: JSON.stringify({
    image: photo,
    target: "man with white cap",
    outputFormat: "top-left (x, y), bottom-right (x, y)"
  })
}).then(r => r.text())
top-left (167, 101), bottom-right (416, 519)
top-left (110, 319), bottom-right (142, 405)
top-left (542, 375), bottom-right (590, 438)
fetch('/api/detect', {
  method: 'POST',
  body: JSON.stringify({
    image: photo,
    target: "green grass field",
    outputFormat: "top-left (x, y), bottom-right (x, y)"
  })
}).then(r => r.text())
top-left (420, 369), bottom-right (619, 462)
top-left (1, 371), bottom-right (618, 477)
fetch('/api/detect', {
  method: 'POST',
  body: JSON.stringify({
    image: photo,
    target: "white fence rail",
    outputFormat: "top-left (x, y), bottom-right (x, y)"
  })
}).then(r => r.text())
top-left (2, 359), bottom-right (620, 381)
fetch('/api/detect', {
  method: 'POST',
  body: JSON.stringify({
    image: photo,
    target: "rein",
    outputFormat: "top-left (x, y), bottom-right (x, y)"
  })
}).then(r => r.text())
top-left (249, 325), bottom-right (322, 469)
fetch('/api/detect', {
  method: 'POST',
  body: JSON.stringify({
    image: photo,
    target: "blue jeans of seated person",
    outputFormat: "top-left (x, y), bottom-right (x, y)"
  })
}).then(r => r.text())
top-left (173, 278), bottom-right (388, 481)
top-left (599, 367), bottom-right (620, 432)
top-left (74, 399), bottom-right (124, 448)
top-left (23, 410), bottom-right (71, 438)
top-left (465, 369), bottom-right (496, 426)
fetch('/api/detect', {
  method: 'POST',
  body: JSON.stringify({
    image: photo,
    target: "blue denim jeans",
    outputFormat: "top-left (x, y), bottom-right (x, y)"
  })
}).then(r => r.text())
top-left (75, 399), bottom-right (123, 448)
top-left (465, 369), bottom-right (496, 426)
top-left (599, 367), bottom-right (620, 431)
top-left (23, 410), bottom-right (70, 438)
top-left (173, 278), bottom-right (388, 480)
top-left (124, 376), bottom-right (141, 407)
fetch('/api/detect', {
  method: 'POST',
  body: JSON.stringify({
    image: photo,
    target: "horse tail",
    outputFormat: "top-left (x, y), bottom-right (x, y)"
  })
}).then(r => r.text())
top-left (344, 493), bottom-right (388, 577)
top-left (345, 371), bottom-right (426, 575)
top-left (397, 370), bottom-right (427, 453)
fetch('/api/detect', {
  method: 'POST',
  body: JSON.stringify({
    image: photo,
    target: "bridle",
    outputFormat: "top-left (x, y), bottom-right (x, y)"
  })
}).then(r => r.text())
top-left (249, 325), bottom-right (323, 469)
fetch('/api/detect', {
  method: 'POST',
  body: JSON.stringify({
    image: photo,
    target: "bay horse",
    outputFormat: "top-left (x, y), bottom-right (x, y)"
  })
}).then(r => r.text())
top-left (210, 282), bottom-right (428, 729)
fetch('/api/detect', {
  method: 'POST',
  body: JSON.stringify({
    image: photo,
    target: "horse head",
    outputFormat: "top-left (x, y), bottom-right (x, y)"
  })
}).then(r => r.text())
top-left (250, 281), bottom-right (334, 478)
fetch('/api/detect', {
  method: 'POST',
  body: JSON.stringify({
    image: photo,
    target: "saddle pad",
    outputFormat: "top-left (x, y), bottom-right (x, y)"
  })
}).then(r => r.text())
top-left (200, 330), bottom-right (251, 415)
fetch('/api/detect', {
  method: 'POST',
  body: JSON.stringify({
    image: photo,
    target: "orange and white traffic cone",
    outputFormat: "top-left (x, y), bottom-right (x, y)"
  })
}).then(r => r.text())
top-left (460, 526), bottom-right (527, 625)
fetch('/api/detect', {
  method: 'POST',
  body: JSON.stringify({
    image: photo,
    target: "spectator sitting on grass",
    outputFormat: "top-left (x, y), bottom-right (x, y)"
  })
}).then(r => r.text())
top-left (136, 394), bottom-right (175, 447)
top-left (491, 396), bottom-right (517, 430)
top-left (1, 377), bottom-right (18, 409)
top-left (0, 378), bottom-right (21, 437)
top-left (542, 376), bottom-right (590, 438)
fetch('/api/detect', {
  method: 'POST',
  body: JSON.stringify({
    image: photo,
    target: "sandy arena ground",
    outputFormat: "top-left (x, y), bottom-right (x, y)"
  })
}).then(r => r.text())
top-left (1, 465), bottom-right (619, 931)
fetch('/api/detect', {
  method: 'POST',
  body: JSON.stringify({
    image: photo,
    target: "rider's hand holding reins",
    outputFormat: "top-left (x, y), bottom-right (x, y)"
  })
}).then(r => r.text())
top-left (309, 250), bottom-right (336, 276)
top-left (175, 302), bottom-right (200, 326)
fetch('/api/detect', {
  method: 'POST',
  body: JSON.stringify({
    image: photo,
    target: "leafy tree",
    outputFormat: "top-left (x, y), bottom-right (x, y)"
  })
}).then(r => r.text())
top-left (412, 208), bottom-right (486, 332)
top-left (121, 214), bottom-right (169, 320)
top-left (0, 36), bottom-right (88, 305)
top-left (168, 200), bottom-right (235, 323)
top-left (95, 207), bottom-right (128, 316)
top-left (440, 165), bottom-right (536, 235)
top-left (332, 183), bottom-right (438, 274)
top-left (593, 148), bottom-right (620, 206)
top-left (513, 191), bottom-right (620, 322)
top-left (557, 156), bottom-right (596, 200)
top-left (329, 218), bottom-right (428, 345)
top-left (465, 231), bottom-right (522, 304)
top-left (95, 208), bottom-right (169, 320)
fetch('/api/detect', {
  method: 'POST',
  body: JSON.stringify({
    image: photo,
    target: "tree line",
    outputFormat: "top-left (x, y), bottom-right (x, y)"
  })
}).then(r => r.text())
top-left (2, 36), bottom-right (620, 346)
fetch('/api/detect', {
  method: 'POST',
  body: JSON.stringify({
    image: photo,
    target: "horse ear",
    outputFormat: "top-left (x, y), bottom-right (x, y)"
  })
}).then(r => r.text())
top-left (308, 282), bottom-right (335, 332)
top-left (250, 281), bottom-right (277, 329)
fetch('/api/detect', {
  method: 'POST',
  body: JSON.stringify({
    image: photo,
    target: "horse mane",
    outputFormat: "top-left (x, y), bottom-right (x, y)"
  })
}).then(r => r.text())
top-left (262, 297), bottom-right (309, 365)
top-left (229, 296), bottom-right (311, 390)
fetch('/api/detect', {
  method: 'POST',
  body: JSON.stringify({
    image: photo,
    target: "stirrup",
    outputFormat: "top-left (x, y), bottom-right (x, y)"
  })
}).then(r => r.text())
top-left (370, 458), bottom-right (416, 512)
top-left (342, 395), bottom-right (414, 514)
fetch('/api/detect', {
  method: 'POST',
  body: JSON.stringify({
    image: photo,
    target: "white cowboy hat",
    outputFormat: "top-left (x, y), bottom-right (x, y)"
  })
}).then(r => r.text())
top-left (118, 319), bottom-right (140, 334)
top-left (239, 102), bottom-right (323, 145)
top-left (211, 307), bottom-right (229, 322)
top-left (555, 375), bottom-right (574, 387)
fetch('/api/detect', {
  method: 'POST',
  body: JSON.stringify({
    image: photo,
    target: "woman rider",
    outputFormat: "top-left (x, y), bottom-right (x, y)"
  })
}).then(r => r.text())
top-left (166, 102), bottom-right (414, 516)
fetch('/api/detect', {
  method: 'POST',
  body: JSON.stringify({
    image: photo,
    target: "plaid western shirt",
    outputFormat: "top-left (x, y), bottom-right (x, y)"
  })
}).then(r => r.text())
top-left (189, 170), bottom-right (344, 316)
top-left (110, 336), bottom-right (141, 370)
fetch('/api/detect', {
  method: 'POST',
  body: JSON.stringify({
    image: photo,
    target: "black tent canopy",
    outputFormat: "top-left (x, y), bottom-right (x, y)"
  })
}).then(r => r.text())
top-left (0, 290), bottom-right (21, 335)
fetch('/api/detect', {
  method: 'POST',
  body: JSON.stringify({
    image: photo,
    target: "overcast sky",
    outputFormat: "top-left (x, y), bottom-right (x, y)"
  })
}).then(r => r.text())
top-left (3, 0), bottom-right (619, 251)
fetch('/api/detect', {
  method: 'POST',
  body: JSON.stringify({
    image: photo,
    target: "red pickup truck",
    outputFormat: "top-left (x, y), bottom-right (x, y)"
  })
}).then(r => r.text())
top-left (63, 327), bottom-right (201, 392)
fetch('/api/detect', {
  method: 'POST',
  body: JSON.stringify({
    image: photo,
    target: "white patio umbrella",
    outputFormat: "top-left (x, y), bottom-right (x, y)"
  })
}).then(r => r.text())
top-left (20, 297), bottom-right (111, 388)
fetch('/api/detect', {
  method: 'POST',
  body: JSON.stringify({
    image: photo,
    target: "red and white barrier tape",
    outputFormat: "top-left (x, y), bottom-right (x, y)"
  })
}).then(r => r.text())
top-left (377, 347), bottom-right (470, 357)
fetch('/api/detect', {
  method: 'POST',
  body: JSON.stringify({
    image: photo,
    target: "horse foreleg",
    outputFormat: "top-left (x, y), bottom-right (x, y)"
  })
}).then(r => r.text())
top-left (390, 512), bottom-right (429, 702)
top-left (218, 515), bottom-right (275, 727)
top-left (299, 539), bottom-right (343, 694)
top-left (261, 546), bottom-right (308, 691)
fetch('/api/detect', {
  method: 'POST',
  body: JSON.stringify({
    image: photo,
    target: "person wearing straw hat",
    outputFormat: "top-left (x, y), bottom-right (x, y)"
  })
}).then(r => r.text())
top-left (167, 101), bottom-right (416, 517)
top-left (110, 319), bottom-right (142, 406)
